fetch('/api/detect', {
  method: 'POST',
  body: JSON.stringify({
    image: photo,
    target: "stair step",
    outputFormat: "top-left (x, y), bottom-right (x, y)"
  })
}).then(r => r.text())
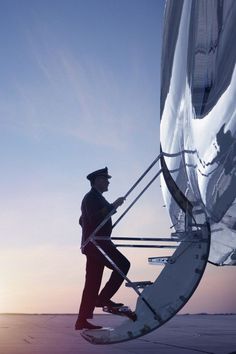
top-left (148, 256), bottom-right (172, 265)
top-left (125, 281), bottom-right (153, 289)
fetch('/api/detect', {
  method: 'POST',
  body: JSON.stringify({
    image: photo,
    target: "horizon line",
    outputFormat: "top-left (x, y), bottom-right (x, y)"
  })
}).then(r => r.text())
top-left (0, 312), bottom-right (235, 316)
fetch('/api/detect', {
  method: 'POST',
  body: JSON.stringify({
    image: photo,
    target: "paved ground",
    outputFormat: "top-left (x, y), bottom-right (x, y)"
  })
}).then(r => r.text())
top-left (0, 314), bottom-right (235, 354)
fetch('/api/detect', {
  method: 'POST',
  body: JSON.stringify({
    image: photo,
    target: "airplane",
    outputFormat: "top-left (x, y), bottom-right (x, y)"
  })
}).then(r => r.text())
top-left (81, 0), bottom-right (236, 344)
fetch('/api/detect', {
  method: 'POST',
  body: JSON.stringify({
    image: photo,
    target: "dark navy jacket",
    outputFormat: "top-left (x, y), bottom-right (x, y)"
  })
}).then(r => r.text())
top-left (79, 188), bottom-right (115, 254)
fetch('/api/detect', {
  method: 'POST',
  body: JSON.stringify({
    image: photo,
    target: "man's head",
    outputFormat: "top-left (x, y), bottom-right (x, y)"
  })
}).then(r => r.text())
top-left (87, 167), bottom-right (111, 193)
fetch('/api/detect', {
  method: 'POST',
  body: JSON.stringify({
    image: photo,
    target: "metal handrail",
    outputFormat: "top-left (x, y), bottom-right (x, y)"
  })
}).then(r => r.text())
top-left (81, 153), bottom-right (161, 249)
top-left (112, 169), bottom-right (163, 229)
top-left (114, 244), bottom-right (178, 249)
top-left (81, 149), bottom-right (197, 249)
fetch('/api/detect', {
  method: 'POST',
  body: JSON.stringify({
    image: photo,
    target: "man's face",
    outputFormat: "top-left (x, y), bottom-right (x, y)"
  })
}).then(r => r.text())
top-left (94, 176), bottom-right (110, 193)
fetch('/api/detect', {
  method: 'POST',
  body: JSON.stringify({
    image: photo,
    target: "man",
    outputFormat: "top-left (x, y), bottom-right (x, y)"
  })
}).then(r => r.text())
top-left (75, 167), bottom-right (130, 330)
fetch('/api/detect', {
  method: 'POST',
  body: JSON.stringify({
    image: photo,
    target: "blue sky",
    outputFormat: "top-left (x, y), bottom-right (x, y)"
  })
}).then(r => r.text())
top-left (0, 0), bottom-right (235, 314)
top-left (1, 0), bottom-right (165, 250)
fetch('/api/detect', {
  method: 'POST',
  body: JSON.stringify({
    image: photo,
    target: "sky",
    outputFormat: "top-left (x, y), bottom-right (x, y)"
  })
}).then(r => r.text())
top-left (0, 0), bottom-right (235, 315)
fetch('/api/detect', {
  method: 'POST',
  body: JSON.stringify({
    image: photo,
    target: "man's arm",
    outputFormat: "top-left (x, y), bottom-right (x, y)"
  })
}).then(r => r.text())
top-left (84, 193), bottom-right (125, 226)
top-left (84, 192), bottom-right (114, 226)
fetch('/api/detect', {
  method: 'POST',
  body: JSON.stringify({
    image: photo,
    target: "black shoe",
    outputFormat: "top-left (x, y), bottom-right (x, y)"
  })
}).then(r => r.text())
top-left (75, 319), bottom-right (103, 330)
top-left (96, 299), bottom-right (124, 308)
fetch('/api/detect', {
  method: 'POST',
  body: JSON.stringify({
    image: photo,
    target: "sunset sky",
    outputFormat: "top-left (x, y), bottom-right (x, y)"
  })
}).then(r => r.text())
top-left (1, 0), bottom-right (235, 315)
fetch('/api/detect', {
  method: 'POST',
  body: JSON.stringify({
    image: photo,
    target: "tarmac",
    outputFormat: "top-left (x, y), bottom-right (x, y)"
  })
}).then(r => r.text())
top-left (0, 314), bottom-right (235, 354)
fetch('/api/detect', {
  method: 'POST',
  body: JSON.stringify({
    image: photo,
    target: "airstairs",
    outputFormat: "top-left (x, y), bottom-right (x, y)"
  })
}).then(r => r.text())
top-left (81, 151), bottom-right (211, 344)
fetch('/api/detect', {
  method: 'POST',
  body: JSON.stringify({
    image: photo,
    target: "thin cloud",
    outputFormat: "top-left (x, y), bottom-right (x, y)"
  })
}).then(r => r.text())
top-left (2, 24), bottom-right (144, 150)
top-left (1, 15), bottom-right (159, 152)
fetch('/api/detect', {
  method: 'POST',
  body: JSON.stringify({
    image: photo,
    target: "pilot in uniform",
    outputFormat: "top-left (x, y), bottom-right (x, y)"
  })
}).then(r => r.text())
top-left (75, 167), bottom-right (130, 330)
